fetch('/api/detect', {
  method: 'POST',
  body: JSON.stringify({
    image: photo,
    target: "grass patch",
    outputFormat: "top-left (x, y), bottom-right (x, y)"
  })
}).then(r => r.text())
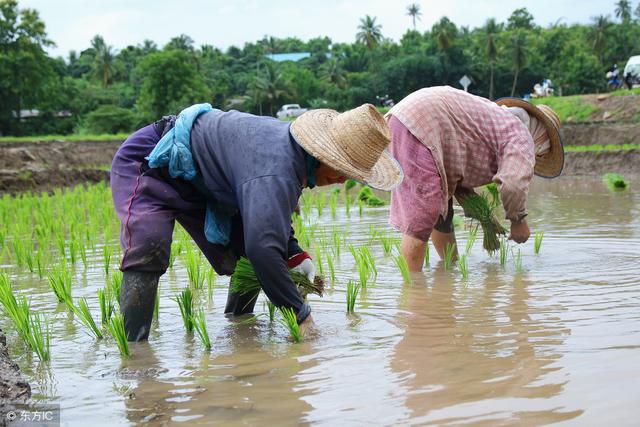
top-left (531, 96), bottom-right (598, 123)
top-left (0, 133), bottom-right (129, 143)
top-left (565, 143), bottom-right (640, 152)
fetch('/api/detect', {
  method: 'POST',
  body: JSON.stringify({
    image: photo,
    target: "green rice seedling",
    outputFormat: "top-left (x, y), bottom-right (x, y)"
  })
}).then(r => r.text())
top-left (534, 231), bottom-right (544, 255)
top-left (11, 239), bottom-right (27, 269)
top-left (361, 246), bottom-right (377, 276)
top-left (465, 225), bottom-right (479, 254)
top-left (344, 193), bottom-right (352, 217)
top-left (78, 240), bottom-right (87, 268)
top-left (300, 192), bottom-right (313, 218)
top-left (109, 270), bottom-right (123, 306)
top-left (26, 313), bottom-right (50, 362)
top-left (48, 264), bottom-right (73, 305)
top-left (602, 172), bottom-right (629, 190)
top-left (443, 243), bottom-right (456, 270)
top-left (314, 246), bottom-right (324, 276)
top-left (380, 234), bottom-right (395, 254)
top-left (459, 254), bottom-right (469, 280)
top-left (358, 186), bottom-right (385, 206)
top-left (207, 267), bottom-right (216, 300)
top-left (331, 227), bottom-right (342, 257)
top-left (358, 199), bottom-right (364, 217)
top-left (266, 300), bottom-right (276, 322)
top-left (344, 179), bottom-right (357, 192)
top-left (278, 307), bottom-right (302, 343)
top-left (174, 287), bottom-right (194, 332)
top-left (97, 288), bottom-right (114, 325)
top-left (314, 192), bottom-right (326, 217)
top-left (69, 239), bottom-right (78, 264)
top-left (394, 254), bottom-right (412, 284)
top-left (424, 241), bottom-right (430, 265)
top-left (350, 246), bottom-right (373, 288)
top-left (70, 298), bottom-right (103, 339)
top-left (230, 257), bottom-right (324, 303)
top-left (186, 249), bottom-right (205, 289)
top-left (329, 191), bottom-right (339, 219)
top-left (514, 249), bottom-right (523, 272)
top-left (499, 237), bottom-right (509, 267)
top-left (346, 280), bottom-right (360, 313)
top-left (154, 289), bottom-right (160, 321)
top-left (107, 313), bottom-right (130, 357)
top-left (326, 253), bottom-right (336, 283)
top-left (102, 245), bottom-right (112, 275)
top-left (459, 191), bottom-right (506, 253)
top-left (56, 233), bottom-right (66, 260)
top-left (192, 308), bottom-right (212, 351)
top-left (0, 273), bottom-right (31, 342)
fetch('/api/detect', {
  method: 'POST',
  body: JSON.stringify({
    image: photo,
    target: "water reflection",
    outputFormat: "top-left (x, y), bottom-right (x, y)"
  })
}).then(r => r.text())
top-left (391, 267), bottom-right (583, 424)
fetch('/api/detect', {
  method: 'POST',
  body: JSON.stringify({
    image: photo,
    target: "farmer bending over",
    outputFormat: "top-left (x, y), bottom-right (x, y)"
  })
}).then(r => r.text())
top-left (386, 86), bottom-right (563, 271)
top-left (111, 104), bottom-right (402, 341)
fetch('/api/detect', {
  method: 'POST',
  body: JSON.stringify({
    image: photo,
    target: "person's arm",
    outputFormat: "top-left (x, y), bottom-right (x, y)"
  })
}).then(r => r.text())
top-left (236, 175), bottom-right (311, 324)
top-left (493, 137), bottom-right (535, 243)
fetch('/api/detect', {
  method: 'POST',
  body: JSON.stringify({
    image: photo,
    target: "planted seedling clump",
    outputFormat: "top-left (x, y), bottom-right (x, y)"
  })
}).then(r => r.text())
top-left (278, 307), bottom-right (302, 343)
top-left (357, 186), bottom-right (385, 207)
top-left (603, 173), bottom-right (629, 190)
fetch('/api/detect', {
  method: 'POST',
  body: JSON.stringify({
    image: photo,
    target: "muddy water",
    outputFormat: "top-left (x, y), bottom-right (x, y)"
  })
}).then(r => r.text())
top-left (3, 176), bottom-right (640, 426)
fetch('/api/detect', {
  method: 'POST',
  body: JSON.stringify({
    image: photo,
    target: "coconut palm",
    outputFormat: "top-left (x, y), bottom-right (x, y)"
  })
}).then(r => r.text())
top-left (485, 18), bottom-right (499, 100)
top-left (406, 3), bottom-right (422, 30)
top-left (591, 15), bottom-right (611, 65)
top-left (510, 32), bottom-right (527, 97)
top-left (433, 17), bottom-right (456, 51)
top-left (90, 35), bottom-right (115, 87)
top-left (614, 0), bottom-right (632, 22)
top-left (356, 15), bottom-right (383, 50)
top-left (254, 61), bottom-right (292, 116)
top-left (320, 57), bottom-right (347, 89)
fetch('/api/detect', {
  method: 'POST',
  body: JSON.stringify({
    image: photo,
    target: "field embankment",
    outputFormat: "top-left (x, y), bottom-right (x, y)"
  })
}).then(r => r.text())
top-left (0, 329), bottom-right (31, 419)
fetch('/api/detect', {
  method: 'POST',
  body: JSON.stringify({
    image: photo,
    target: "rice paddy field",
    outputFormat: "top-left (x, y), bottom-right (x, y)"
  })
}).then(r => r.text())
top-left (1, 175), bottom-right (639, 426)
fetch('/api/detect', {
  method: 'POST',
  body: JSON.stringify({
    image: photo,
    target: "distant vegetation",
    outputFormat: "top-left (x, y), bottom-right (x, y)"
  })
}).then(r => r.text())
top-left (1, 0), bottom-right (640, 137)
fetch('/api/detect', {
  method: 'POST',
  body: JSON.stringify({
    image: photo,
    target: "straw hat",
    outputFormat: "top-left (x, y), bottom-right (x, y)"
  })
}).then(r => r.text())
top-left (290, 104), bottom-right (403, 191)
top-left (496, 98), bottom-right (564, 178)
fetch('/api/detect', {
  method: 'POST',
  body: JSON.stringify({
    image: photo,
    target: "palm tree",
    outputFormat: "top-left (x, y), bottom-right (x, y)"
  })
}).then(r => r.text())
top-left (484, 19), bottom-right (499, 100)
top-left (320, 57), bottom-right (347, 89)
top-left (615, 0), bottom-right (632, 22)
top-left (406, 3), bottom-right (422, 30)
top-left (433, 18), bottom-right (455, 51)
top-left (90, 35), bottom-right (115, 87)
top-left (254, 62), bottom-right (292, 116)
top-left (591, 15), bottom-right (611, 65)
top-left (510, 32), bottom-right (527, 97)
top-left (356, 15), bottom-right (383, 50)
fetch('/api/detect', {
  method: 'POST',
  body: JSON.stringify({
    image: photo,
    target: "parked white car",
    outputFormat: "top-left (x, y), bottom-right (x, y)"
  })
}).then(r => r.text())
top-left (623, 55), bottom-right (640, 88)
top-left (276, 104), bottom-right (308, 119)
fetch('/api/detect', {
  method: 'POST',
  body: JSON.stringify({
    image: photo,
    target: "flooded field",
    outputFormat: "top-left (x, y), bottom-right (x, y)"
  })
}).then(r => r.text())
top-left (1, 176), bottom-right (639, 426)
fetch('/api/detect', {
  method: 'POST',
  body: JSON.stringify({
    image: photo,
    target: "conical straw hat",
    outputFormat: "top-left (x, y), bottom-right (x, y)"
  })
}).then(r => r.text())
top-left (496, 98), bottom-right (564, 178)
top-left (290, 104), bottom-right (403, 190)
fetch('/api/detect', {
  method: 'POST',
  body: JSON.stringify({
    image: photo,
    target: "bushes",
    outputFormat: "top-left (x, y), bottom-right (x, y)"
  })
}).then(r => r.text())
top-left (85, 105), bottom-right (136, 134)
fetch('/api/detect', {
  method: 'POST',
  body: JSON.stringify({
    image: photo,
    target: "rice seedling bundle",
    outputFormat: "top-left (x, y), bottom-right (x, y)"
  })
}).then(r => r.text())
top-left (278, 307), bottom-right (302, 343)
top-left (70, 298), bottom-right (103, 339)
top-left (357, 186), bottom-right (385, 207)
top-left (346, 280), bottom-right (360, 313)
top-left (534, 231), bottom-right (544, 255)
top-left (459, 191), bottom-right (506, 253)
top-left (230, 257), bottom-right (324, 302)
top-left (192, 308), bottom-right (212, 350)
top-left (174, 288), bottom-right (194, 332)
top-left (602, 173), bottom-right (629, 190)
top-left (443, 243), bottom-right (456, 270)
top-left (107, 313), bottom-right (130, 357)
top-left (394, 254), bottom-right (412, 284)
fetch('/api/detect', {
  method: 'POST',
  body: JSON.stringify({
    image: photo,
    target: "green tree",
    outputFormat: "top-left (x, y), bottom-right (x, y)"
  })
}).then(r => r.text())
top-left (509, 31), bottom-right (528, 96)
top-left (320, 57), bottom-right (347, 89)
top-left (614, 0), bottom-right (632, 22)
top-left (134, 50), bottom-right (210, 121)
top-left (253, 61), bottom-right (292, 116)
top-left (432, 17), bottom-right (457, 51)
top-left (90, 35), bottom-right (115, 87)
top-left (406, 3), bottom-right (422, 30)
top-left (356, 15), bottom-right (383, 50)
top-left (0, 0), bottom-right (55, 134)
top-left (507, 8), bottom-right (535, 30)
top-left (591, 15), bottom-right (611, 65)
top-left (164, 34), bottom-right (194, 51)
top-left (485, 18), bottom-right (499, 99)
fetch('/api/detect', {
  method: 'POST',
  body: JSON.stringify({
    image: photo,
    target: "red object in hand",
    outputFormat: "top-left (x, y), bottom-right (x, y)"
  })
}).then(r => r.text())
top-left (287, 251), bottom-right (311, 269)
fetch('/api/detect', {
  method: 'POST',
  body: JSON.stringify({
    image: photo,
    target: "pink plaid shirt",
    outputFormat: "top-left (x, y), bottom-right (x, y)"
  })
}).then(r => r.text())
top-left (387, 86), bottom-right (535, 222)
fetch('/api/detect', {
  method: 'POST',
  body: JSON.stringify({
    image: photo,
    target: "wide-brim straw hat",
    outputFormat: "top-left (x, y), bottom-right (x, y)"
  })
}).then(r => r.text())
top-left (290, 104), bottom-right (403, 191)
top-left (496, 97), bottom-right (564, 178)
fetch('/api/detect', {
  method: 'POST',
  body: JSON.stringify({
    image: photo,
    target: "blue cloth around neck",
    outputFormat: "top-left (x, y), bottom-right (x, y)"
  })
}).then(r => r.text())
top-left (145, 103), bottom-right (234, 246)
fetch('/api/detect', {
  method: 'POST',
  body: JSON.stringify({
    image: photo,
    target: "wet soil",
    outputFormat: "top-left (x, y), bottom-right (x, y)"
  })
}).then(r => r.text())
top-left (0, 330), bottom-right (31, 425)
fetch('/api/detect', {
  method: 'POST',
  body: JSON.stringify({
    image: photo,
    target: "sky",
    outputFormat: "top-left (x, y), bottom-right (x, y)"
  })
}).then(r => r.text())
top-left (18, 0), bottom-right (621, 58)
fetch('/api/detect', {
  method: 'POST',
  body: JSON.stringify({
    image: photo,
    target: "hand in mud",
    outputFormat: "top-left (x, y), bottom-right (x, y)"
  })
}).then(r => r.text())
top-left (299, 314), bottom-right (314, 336)
top-left (509, 219), bottom-right (530, 243)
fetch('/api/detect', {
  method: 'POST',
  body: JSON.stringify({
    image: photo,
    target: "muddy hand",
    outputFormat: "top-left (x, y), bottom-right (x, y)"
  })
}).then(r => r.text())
top-left (299, 314), bottom-right (314, 336)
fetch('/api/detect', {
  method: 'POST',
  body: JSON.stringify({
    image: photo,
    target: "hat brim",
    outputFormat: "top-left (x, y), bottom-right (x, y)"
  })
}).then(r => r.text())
top-left (496, 97), bottom-right (564, 178)
top-left (290, 109), bottom-right (404, 191)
